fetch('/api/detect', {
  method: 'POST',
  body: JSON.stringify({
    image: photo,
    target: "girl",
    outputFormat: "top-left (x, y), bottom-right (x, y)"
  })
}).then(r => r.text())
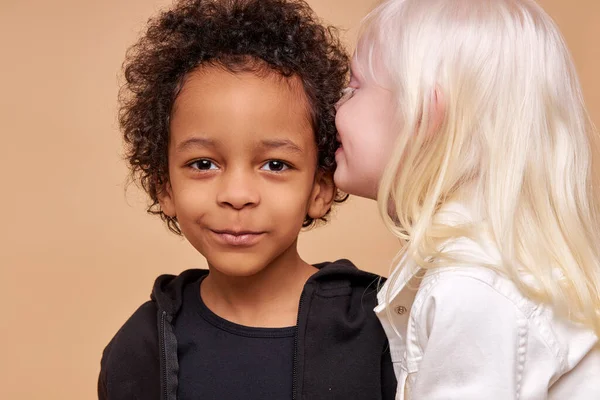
top-left (334, 0), bottom-right (600, 398)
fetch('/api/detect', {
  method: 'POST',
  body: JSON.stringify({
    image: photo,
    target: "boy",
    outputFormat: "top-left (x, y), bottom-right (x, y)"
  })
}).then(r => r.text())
top-left (99, 0), bottom-right (396, 399)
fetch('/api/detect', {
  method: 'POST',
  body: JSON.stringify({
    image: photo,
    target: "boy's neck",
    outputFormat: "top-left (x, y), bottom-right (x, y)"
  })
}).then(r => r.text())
top-left (200, 245), bottom-right (317, 328)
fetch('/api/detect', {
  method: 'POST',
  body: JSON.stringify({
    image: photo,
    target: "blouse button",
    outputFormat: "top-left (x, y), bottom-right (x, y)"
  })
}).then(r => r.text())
top-left (395, 305), bottom-right (407, 315)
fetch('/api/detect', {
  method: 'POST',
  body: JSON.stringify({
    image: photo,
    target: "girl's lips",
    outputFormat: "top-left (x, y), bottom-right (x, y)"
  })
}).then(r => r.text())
top-left (336, 136), bottom-right (343, 153)
top-left (210, 230), bottom-right (266, 247)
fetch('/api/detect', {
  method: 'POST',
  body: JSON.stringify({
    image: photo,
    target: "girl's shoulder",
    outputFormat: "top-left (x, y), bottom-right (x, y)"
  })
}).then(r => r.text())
top-left (418, 266), bottom-right (535, 317)
top-left (411, 266), bottom-right (597, 376)
top-left (377, 264), bottom-right (600, 398)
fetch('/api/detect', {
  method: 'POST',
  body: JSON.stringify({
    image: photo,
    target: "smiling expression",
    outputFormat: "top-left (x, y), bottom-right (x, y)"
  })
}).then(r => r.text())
top-left (159, 65), bottom-right (329, 277)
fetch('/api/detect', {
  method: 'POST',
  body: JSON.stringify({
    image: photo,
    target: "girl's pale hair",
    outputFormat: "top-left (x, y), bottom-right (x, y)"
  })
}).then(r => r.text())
top-left (361, 0), bottom-right (600, 335)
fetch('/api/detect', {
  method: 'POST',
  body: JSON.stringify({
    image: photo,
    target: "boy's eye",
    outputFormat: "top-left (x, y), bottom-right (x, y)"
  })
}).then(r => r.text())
top-left (189, 159), bottom-right (218, 170)
top-left (260, 160), bottom-right (290, 172)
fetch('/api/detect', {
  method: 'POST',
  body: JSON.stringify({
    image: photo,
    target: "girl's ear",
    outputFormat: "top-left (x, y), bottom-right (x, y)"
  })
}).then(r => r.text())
top-left (415, 85), bottom-right (446, 136)
top-left (307, 170), bottom-right (336, 219)
top-left (427, 85), bottom-right (446, 135)
top-left (158, 182), bottom-right (177, 217)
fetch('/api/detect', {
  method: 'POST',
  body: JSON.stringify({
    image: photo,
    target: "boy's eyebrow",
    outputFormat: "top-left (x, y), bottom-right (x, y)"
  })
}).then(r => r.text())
top-left (259, 139), bottom-right (303, 154)
top-left (175, 137), bottom-right (218, 153)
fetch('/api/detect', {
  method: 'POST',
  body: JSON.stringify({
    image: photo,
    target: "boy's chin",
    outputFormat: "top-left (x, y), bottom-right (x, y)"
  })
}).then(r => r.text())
top-left (206, 255), bottom-right (276, 278)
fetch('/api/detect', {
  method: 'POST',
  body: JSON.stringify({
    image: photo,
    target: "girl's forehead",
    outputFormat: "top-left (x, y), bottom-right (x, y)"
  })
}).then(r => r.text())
top-left (350, 53), bottom-right (362, 76)
top-left (351, 45), bottom-right (372, 79)
top-left (352, 43), bottom-right (389, 87)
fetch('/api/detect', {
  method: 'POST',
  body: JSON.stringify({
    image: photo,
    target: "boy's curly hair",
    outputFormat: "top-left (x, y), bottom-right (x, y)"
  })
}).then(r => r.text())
top-left (120, 0), bottom-right (349, 234)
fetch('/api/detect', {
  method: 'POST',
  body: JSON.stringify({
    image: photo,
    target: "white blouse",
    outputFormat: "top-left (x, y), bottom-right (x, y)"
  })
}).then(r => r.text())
top-left (375, 241), bottom-right (600, 399)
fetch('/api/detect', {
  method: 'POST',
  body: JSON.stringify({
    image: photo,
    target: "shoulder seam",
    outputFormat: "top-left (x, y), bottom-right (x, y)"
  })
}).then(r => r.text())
top-left (409, 271), bottom-right (563, 370)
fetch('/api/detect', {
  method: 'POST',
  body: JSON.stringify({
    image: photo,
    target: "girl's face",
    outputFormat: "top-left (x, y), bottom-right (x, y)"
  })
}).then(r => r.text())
top-left (334, 53), bottom-right (399, 200)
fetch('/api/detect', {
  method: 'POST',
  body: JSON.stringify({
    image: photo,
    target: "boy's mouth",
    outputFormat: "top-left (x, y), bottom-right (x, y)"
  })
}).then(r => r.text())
top-left (210, 229), bottom-right (266, 247)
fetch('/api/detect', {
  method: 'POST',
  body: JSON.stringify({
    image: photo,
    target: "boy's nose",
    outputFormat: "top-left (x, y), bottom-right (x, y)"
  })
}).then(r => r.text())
top-left (216, 169), bottom-right (260, 210)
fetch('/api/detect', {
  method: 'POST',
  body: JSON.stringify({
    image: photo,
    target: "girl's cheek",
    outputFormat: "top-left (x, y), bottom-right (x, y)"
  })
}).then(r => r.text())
top-left (335, 108), bottom-right (353, 135)
top-left (335, 87), bottom-right (356, 111)
top-left (335, 98), bottom-right (350, 120)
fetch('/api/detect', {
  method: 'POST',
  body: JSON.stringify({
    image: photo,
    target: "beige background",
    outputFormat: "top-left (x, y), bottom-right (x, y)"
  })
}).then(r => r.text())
top-left (0, 0), bottom-right (598, 398)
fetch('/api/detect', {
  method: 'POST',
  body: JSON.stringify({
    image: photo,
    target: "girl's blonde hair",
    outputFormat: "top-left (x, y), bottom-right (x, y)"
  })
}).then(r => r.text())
top-left (361, 0), bottom-right (600, 335)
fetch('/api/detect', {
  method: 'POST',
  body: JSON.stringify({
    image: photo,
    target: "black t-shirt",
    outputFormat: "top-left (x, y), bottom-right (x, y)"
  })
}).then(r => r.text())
top-left (174, 279), bottom-right (296, 400)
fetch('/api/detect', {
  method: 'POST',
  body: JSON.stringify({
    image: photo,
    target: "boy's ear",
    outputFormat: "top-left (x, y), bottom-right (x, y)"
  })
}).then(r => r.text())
top-left (158, 182), bottom-right (177, 218)
top-left (307, 170), bottom-right (336, 219)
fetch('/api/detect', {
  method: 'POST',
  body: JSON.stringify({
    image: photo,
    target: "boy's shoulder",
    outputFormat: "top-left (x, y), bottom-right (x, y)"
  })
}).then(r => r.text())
top-left (102, 268), bottom-right (210, 357)
top-left (98, 269), bottom-right (209, 398)
top-left (98, 300), bottom-right (160, 399)
top-left (311, 258), bottom-right (385, 294)
top-left (297, 260), bottom-right (397, 398)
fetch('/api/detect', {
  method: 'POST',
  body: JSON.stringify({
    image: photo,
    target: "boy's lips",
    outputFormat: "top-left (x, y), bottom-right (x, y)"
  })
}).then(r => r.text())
top-left (209, 229), bottom-right (266, 247)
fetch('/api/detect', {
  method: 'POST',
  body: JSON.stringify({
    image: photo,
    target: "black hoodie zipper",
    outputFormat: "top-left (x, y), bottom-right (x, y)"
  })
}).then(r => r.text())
top-left (291, 290), bottom-right (306, 400)
top-left (160, 310), bottom-right (168, 400)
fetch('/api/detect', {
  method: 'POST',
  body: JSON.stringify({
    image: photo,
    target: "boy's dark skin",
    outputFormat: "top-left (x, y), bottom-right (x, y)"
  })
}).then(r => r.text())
top-left (160, 65), bottom-right (332, 328)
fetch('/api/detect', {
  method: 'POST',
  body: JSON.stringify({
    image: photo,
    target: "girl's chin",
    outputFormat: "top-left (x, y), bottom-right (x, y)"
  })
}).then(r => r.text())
top-left (334, 171), bottom-right (378, 201)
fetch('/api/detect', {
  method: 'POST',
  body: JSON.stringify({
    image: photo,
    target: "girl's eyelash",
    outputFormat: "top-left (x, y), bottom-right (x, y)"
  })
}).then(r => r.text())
top-left (341, 87), bottom-right (356, 96)
top-left (337, 87), bottom-right (356, 106)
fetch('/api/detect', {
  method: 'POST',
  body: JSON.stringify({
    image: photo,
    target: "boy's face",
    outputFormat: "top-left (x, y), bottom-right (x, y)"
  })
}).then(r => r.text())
top-left (160, 66), bottom-right (332, 277)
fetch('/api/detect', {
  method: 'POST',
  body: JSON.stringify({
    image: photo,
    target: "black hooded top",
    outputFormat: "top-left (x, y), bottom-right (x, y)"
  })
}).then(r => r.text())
top-left (98, 259), bottom-right (397, 399)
